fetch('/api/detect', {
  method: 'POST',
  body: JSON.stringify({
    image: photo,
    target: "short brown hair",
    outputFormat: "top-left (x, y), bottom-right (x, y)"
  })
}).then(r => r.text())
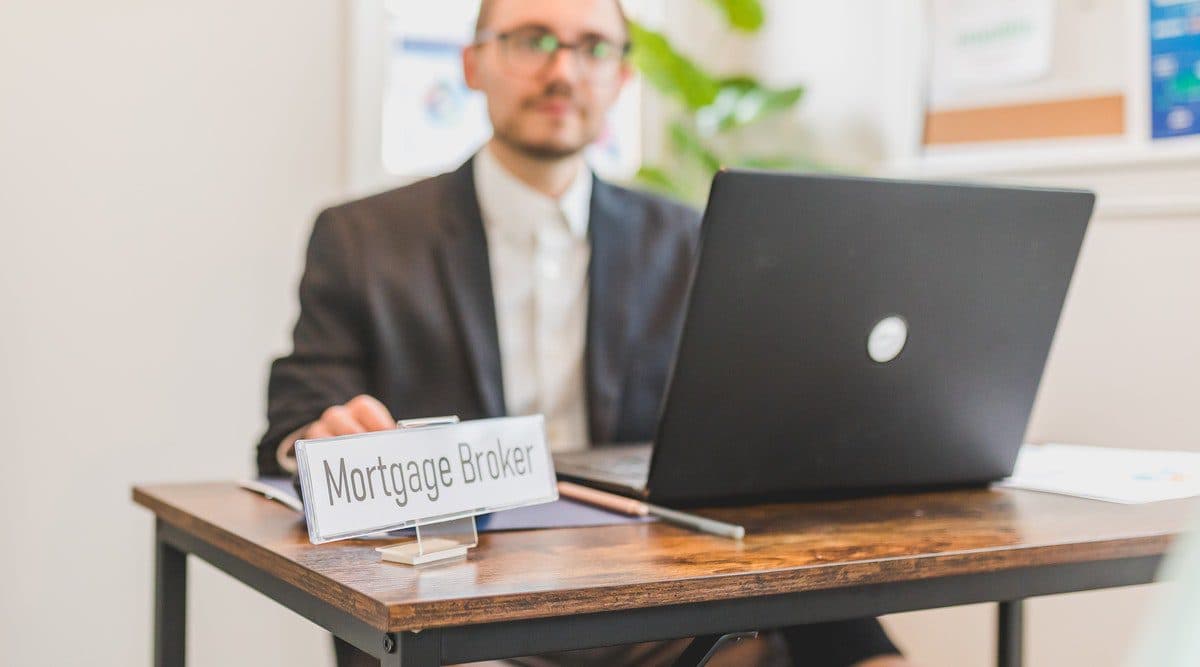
top-left (474, 0), bottom-right (629, 39)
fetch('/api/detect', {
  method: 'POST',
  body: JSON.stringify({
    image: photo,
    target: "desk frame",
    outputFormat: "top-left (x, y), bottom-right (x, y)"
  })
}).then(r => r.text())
top-left (153, 518), bottom-right (1161, 667)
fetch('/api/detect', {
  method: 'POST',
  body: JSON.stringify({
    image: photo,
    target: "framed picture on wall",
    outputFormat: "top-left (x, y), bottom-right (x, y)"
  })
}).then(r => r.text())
top-left (922, 0), bottom-right (1128, 150)
top-left (1149, 0), bottom-right (1200, 140)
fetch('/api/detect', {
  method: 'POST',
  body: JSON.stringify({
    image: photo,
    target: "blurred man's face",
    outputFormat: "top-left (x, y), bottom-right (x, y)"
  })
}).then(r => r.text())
top-left (463, 0), bottom-right (631, 159)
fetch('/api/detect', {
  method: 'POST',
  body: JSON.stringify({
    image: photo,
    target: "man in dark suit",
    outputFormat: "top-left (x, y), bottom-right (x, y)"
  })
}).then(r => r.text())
top-left (258, 1), bottom-right (908, 665)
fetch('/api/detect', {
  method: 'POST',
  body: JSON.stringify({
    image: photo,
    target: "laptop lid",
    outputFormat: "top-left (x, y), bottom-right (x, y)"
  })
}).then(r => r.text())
top-left (643, 170), bottom-right (1094, 505)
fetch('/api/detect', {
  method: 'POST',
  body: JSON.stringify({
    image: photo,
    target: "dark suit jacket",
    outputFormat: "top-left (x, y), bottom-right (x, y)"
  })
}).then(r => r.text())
top-left (256, 157), bottom-right (700, 476)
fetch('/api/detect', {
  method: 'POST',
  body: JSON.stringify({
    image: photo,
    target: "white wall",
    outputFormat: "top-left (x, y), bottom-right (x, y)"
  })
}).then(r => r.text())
top-left (0, 1), bottom-right (344, 665)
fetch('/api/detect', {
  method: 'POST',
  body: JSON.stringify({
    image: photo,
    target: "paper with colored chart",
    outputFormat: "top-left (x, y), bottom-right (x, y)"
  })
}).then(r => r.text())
top-left (998, 443), bottom-right (1200, 504)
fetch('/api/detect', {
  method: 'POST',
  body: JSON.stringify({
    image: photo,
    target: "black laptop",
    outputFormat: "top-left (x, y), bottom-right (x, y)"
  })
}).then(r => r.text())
top-left (554, 170), bottom-right (1094, 505)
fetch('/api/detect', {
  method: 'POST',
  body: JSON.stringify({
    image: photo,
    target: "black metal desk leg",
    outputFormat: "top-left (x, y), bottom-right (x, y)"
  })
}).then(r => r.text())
top-left (155, 519), bottom-right (188, 667)
top-left (671, 632), bottom-right (759, 667)
top-left (997, 599), bottom-right (1024, 667)
top-left (380, 631), bottom-right (442, 667)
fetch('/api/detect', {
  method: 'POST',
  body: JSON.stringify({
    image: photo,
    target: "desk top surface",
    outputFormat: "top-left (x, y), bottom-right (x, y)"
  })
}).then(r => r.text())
top-left (133, 482), bottom-right (1192, 632)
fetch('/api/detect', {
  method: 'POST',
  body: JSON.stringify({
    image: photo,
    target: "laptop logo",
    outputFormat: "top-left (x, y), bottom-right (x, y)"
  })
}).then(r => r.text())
top-left (868, 315), bottom-right (908, 363)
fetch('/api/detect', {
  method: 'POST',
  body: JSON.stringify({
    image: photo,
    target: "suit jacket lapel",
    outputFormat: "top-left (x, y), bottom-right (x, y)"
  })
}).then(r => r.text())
top-left (586, 178), bottom-right (639, 443)
top-left (434, 159), bottom-right (506, 418)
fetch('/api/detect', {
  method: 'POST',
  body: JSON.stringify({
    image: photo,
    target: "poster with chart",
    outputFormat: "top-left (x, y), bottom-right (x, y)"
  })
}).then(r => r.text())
top-left (1150, 0), bottom-right (1200, 139)
top-left (381, 1), bottom-right (489, 178)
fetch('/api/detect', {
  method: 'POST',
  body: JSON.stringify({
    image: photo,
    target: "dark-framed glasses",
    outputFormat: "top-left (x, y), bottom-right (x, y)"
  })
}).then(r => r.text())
top-left (475, 26), bottom-right (630, 79)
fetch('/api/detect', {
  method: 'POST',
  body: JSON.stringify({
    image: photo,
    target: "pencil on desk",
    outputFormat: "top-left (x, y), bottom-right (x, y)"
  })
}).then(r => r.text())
top-left (556, 481), bottom-right (745, 539)
top-left (557, 481), bottom-right (648, 516)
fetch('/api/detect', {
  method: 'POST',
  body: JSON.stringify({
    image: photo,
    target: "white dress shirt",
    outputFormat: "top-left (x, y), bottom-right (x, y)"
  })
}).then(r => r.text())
top-left (473, 145), bottom-right (592, 453)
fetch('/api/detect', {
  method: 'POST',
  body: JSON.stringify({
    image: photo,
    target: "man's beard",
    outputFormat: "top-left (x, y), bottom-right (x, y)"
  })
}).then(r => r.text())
top-left (494, 128), bottom-right (587, 160)
top-left (494, 82), bottom-right (595, 160)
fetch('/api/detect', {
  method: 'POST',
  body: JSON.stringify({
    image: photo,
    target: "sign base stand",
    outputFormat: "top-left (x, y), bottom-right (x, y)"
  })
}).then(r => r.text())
top-left (376, 515), bottom-right (478, 566)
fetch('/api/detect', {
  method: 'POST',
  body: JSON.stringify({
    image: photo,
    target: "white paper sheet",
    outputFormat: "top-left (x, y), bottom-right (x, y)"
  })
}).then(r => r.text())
top-left (997, 443), bottom-right (1200, 504)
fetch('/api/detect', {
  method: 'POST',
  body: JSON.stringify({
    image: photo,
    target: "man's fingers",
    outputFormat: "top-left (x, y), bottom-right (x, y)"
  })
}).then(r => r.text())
top-left (320, 405), bottom-right (365, 436)
top-left (305, 421), bottom-right (334, 440)
top-left (306, 397), bottom-right (390, 442)
top-left (347, 394), bottom-right (395, 432)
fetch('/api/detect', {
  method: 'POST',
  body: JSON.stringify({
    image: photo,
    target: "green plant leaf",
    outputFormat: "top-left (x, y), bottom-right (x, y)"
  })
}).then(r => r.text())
top-left (696, 77), bottom-right (805, 133)
top-left (704, 0), bottom-right (765, 31)
top-left (634, 165), bottom-right (685, 198)
top-left (628, 21), bottom-right (720, 109)
top-left (669, 121), bottom-right (724, 173)
top-left (759, 85), bottom-right (804, 115)
top-left (737, 154), bottom-right (833, 173)
top-left (627, 1), bottom-right (828, 204)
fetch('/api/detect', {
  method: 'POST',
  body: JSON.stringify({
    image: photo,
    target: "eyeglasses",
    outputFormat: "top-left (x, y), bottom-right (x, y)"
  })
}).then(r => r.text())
top-left (474, 26), bottom-right (630, 80)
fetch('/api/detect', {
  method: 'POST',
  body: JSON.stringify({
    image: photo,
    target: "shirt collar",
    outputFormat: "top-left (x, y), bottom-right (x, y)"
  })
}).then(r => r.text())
top-left (473, 144), bottom-right (592, 241)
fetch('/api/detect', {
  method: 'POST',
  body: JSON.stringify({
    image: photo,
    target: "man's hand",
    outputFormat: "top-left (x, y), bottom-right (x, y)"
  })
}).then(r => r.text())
top-left (276, 395), bottom-right (395, 473)
top-left (304, 394), bottom-right (396, 438)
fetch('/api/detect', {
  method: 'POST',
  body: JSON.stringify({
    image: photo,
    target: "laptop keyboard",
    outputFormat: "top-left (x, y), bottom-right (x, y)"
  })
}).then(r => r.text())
top-left (574, 451), bottom-right (651, 476)
top-left (555, 444), bottom-right (653, 486)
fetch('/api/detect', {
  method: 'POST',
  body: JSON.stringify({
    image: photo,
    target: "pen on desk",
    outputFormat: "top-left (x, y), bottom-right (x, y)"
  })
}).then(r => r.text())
top-left (556, 481), bottom-right (745, 539)
top-left (646, 503), bottom-right (745, 540)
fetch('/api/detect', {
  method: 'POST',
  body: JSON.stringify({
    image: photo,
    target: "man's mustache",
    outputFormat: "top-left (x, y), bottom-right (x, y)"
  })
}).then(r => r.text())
top-left (522, 82), bottom-right (580, 109)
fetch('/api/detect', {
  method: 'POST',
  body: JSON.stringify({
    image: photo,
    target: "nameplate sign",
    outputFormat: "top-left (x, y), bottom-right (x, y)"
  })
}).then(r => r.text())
top-left (294, 415), bottom-right (557, 544)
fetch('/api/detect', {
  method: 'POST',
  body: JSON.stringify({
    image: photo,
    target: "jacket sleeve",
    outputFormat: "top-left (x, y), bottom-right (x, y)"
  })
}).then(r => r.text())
top-left (255, 209), bottom-right (371, 476)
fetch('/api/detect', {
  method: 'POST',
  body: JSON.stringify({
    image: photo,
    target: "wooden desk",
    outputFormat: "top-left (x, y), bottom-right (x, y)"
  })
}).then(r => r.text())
top-left (134, 482), bottom-right (1190, 667)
